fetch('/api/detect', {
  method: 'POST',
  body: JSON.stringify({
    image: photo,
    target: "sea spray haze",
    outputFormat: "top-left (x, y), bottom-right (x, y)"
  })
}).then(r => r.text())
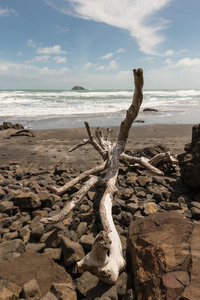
top-left (0, 89), bottom-right (200, 129)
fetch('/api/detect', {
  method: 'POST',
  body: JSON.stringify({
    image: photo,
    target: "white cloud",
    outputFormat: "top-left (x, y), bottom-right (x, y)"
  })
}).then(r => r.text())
top-left (26, 55), bottom-right (50, 63)
top-left (1, 58), bottom-right (200, 89)
top-left (177, 57), bottom-right (200, 67)
top-left (53, 56), bottom-right (67, 63)
top-left (35, 55), bottom-right (50, 62)
top-left (45, 0), bottom-right (172, 55)
top-left (165, 58), bottom-right (173, 64)
top-left (36, 45), bottom-right (68, 55)
top-left (101, 53), bottom-right (113, 59)
top-left (101, 48), bottom-right (125, 59)
top-left (0, 64), bottom-right (9, 72)
top-left (39, 66), bottom-right (69, 75)
top-left (17, 52), bottom-right (22, 56)
top-left (108, 60), bottom-right (118, 69)
top-left (27, 39), bottom-right (37, 48)
top-left (26, 55), bottom-right (67, 64)
top-left (115, 48), bottom-right (125, 54)
top-left (0, 60), bottom-right (70, 89)
top-left (165, 49), bottom-right (174, 56)
top-left (0, 7), bottom-right (17, 17)
top-left (145, 64), bottom-right (200, 89)
top-left (82, 62), bottom-right (93, 69)
top-left (95, 65), bottom-right (105, 70)
top-left (177, 49), bottom-right (188, 54)
top-left (164, 48), bottom-right (188, 56)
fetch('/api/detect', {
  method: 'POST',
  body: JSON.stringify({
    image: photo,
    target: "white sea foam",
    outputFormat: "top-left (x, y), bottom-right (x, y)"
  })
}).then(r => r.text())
top-left (0, 89), bottom-right (200, 128)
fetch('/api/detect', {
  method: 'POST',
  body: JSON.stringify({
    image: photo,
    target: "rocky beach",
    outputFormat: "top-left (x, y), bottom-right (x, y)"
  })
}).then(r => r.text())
top-left (0, 123), bottom-right (200, 299)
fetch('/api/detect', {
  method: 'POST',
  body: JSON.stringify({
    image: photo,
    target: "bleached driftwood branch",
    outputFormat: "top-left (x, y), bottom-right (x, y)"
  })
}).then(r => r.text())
top-left (76, 68), bottom-right (144, 283)
top-left (41, 68), bottom-right (177, 284)
top-left (50, 161), bottom-right (107, 196)
top-left (42, 175), bottom-right (102, 224)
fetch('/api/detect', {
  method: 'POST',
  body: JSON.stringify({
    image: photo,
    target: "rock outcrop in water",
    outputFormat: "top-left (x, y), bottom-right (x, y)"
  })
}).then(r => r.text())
top-left (143, 108), bottom-right (158, 112)
top-left (71, 86), bottom-right (86, 91)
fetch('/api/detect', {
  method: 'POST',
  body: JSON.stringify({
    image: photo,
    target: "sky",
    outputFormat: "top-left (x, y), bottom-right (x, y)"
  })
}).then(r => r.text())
top-left (0, 0), bottom-right (200, 90)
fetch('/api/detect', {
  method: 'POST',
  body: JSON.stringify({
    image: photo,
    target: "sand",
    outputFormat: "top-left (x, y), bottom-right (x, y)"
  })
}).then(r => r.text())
top-left (0, 124), bottom-right (194, 172)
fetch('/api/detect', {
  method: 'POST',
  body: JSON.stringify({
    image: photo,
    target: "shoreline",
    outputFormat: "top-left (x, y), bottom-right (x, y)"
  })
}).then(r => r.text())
top-left (0, 124), bottom-right (194, 171)
top-left (0, 108), bottom-right (200, 130)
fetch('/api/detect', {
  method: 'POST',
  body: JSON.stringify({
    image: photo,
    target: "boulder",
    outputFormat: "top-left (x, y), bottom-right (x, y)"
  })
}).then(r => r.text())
top-left (0, 279), bottom-right (22, 299)
top-left (79, 234), bottom-right (94, 250)
top-left (0, 252), bottom-right (73, 297)
top-left (50, 283), bottom-right (77, 300)
top-left (41, 292), bottom-right (58, 300)
top-left (75, 271), bottom-right (98, 297)
top-left (60, 236), bottom-right (85, 267)
top-left (3, 231), bottom-right (19, 241)
top-left (76, 221), bottom-right (88, 238)
top-left (19, 225), bottom-right (31, 243)
top-left (14, 192), bottom-right (41, 209)
top-left (0, 239), bottom-right (25, 261)
top-left (22, 279), bottom-right (41, 300)
top-left (127, 211), bottom-right (200, 300)
top-left (44, 248), bottom-right (62, 261)
top-left (115, 271), bottom-right (132, 299)
top-left (0, 200), bottom-right (13, 214)
top-left (75, 271), bottom-right (118, 299)
top-left (178, 124), bottom-right (200, 190)
top-left (25, 243), bottom-right (46, 253)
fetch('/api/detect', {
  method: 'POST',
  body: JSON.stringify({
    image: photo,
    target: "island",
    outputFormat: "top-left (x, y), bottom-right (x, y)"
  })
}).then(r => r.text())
top-left (71, 86), bottom-right (86, 90)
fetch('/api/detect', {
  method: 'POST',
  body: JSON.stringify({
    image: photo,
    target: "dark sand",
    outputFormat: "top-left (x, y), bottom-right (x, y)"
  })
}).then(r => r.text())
top-left (0, 124), bottom-right (193, 171)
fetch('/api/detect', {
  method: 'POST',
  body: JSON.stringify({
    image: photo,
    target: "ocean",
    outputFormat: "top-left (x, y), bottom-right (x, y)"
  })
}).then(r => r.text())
top-left (0, 89), bottom-right (200, 129)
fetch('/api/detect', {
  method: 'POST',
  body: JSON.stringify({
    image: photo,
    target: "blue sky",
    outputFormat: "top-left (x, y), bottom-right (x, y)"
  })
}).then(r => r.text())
top-left (0, 0), bottom-right (200, 89)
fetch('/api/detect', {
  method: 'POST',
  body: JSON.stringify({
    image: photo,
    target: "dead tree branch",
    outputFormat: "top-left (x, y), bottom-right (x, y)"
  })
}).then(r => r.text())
top-left (76, 69), bottom-right (144, 283)
top-left (41, 68), bottom-right (177, 284)
top-left (41, 175), bottom-right (103, 224)
top-left (49, 161), bottom-right (107, 196)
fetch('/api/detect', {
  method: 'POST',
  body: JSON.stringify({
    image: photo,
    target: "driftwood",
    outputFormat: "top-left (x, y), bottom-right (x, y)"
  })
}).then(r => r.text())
top-left (41, 68), bottom-right (178, 284)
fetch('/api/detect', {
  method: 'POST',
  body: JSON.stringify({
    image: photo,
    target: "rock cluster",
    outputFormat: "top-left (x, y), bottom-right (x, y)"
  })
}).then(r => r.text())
top-left (178, 123), bottom-right (200, 190)
top-left (0, 142), bottom-right (200, 299)
top-left (0, 122), bottom-right (24, 131)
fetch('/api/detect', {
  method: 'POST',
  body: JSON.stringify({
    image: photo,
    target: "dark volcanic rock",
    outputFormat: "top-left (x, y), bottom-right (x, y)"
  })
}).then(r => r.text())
top-left (0, 251), bottom-right (73, 297)
top-left (143, 108), bottom-right (158, 112)
top-left (0, 279), bottom-right (22, 299)
top-left (0, 239), bottom-right (25, 261)
top-left (0, 121), bottom-right (24, 130)
top-left (61, 236), bottom-right (85, 267)
top-left (127, 211), bottom-right (200, 300)
top-left (10, 129), bottom-right (35, 137)
top-left (76, 271), bottom-right (118, 299)
top-left (50, 282), bottom-right (76, 299)
top-left (178, 124), bottom-right (200, 190)
top-left (14, 192), bottom-right (41, 208)
top-left (22, 279), bottom-right (41, 299)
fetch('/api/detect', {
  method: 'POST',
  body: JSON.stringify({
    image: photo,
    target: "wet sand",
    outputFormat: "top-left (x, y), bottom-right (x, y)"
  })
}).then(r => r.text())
top-left (0, 124), bottom-right (193, 172)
